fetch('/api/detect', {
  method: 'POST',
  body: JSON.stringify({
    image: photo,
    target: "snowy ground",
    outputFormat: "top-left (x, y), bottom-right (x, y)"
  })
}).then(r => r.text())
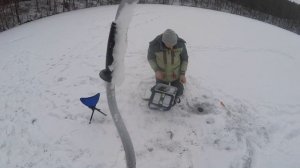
top-left (291, 0), bottom-right (300, 4)
top-left (1, 4), bottom-right (300, 168)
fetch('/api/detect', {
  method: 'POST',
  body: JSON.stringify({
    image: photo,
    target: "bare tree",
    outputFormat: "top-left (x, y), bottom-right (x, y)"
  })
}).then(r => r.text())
top-left (72, 0), bottom-right (75, 9)
top-left (0, 6), bottom-right (6, 30)
top-left (63, 0), bottom-right (66, 11)
top-left (86, 0), bottom-right (88, 7)
top-left (54, 0), bottom-right (58, 13)
top-left (12, 0), bottom-right (21, 24)
top-left (97, 0), bottom-right (102, 6)
top-left (47, 0), bottom-right (52, 14)
top-left (35, 0), bottom-right (40, 12)
top-left (8, 1), bottom-right (16, 25)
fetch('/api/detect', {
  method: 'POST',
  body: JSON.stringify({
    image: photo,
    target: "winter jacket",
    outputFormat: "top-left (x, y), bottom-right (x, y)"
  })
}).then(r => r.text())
top-left (147, 34), bottom-right (188, 82)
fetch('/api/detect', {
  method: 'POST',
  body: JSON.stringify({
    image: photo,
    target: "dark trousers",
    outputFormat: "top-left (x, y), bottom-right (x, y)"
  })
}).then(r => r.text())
top-left (156, 79), bottom-right (184, 97)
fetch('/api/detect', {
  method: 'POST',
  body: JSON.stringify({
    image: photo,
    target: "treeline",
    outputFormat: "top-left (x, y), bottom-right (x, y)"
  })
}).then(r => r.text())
top-left (226, 0), bottom-right (300, 33)
top-left (228, 0), bottom-right (300, 21)
top-left (0, 0), bottom-right (300, 34)
top-left (0, 0), bottom-right (121, 32)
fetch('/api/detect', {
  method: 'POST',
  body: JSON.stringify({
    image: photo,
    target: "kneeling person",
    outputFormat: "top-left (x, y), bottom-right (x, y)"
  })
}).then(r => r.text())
top-left (147, 29), bottom-right (189, 96)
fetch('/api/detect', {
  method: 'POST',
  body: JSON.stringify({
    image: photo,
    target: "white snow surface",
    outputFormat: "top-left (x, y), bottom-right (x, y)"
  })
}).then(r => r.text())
top-left (1, 4), bottom-right (300, 168)
top-left (290, 0), bottom-right (300, 4)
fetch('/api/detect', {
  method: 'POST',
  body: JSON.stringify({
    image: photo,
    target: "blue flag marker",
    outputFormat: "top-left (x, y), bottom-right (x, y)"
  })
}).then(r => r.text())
top-left (80, 93), bottom-right (106, 124)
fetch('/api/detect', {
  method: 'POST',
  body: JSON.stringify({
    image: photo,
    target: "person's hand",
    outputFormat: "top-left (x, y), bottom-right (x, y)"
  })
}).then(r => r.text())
top-left (180, 75), bottom-right (186, 84)
top-left (155, 71), bottom-right (164, 80)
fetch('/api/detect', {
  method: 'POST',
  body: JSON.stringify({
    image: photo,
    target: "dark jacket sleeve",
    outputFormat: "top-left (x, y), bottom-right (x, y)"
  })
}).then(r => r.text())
top-left (147, 42), bottom-right (159, 72)
top-left (180, 41), bottom-right (188, 75)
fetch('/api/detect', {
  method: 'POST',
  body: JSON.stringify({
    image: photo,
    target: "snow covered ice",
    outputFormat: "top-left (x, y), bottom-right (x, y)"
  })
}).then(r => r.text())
top-left (1, 4), bottom-right (300, 168)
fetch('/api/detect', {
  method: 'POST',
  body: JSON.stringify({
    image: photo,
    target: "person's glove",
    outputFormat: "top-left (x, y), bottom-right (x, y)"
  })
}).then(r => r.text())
top-left (180, 75), bottom-right (186, 84)
top-left (155, 71), bottom-right (164, 80)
